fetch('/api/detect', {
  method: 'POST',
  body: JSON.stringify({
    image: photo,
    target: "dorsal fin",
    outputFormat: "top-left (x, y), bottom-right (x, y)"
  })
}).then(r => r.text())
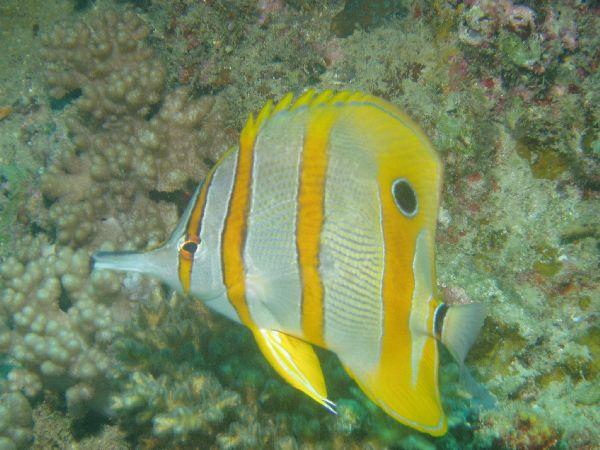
top-left (239, 90), bottom-right (373, 147)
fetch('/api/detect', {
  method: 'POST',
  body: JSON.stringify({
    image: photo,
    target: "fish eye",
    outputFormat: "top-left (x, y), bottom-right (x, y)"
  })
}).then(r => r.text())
top-left (391, 178), bottom-right (418, 217)
top-left (178, 236), bottom-right (200, 259)
top-left (182, 241), bottom-right (198, 253)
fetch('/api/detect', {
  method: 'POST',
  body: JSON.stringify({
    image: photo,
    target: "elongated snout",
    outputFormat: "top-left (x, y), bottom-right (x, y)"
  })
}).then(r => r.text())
top-left (92, 244), bottom-right (180, 289)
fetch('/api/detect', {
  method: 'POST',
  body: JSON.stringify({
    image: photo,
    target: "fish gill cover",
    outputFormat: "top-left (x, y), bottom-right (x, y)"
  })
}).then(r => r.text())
top-left (0, 0), bottom-right (598, 449)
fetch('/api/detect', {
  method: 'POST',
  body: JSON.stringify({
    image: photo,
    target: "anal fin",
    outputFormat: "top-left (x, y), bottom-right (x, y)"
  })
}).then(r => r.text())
top-left (251, 327), bottom-right (336, 413)
top-left (340, 337), bottom-right (447, 436)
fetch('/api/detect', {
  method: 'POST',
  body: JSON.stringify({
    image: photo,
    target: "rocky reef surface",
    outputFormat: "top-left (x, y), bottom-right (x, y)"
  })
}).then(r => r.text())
top-left (0, 0), bottom-right (598, 449)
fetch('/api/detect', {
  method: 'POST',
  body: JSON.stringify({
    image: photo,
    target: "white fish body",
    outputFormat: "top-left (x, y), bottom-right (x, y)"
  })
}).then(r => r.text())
top-left (94, 91), bottom-right (486, 436)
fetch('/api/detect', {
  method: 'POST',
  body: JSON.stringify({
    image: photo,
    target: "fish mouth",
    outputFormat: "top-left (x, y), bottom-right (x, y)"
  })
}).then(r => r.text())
top-left (91, 247), bottom-right (179, 289)
top-left (93, 250), bottom-right (229, 303)
top-left (92, 250), bottom-right (158, 274)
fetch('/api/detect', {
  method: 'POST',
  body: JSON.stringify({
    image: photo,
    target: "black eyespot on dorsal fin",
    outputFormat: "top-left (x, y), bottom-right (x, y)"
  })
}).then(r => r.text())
top-left (392, 178), bottom-right (418, 217)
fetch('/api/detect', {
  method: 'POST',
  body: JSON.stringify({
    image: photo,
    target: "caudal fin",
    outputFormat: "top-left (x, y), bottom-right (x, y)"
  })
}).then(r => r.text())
top-left (435, 303), bottom-right (486, 364)
top-left (434, 303), bottom-right (495, 409)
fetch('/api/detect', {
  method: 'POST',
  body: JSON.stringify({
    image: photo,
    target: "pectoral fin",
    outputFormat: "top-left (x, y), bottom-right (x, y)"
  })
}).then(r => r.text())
top-left (251, 327), bottom-right (336, 413)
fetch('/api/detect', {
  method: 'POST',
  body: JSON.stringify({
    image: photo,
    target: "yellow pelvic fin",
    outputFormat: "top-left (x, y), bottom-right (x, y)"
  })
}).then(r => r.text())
top-left (251, 327), bottom-right (335, 413)
top-left (341, 339), bottom-right (447, 436)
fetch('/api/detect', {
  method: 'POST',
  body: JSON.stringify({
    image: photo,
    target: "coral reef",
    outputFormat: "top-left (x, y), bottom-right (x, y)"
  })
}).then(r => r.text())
top-left (323, 1), bottom-right (599, 446)
top-left (156, 0), bottom-right (335, 124)
top-left (0, 234), bottom-right (125, 416)
top-left (0, 0), bottom-right (598, 448)
top-left (456, 0), bottom-right (599, 188)
top-left (32, 400), bottom-right (128, 450)
top-left (1, 3), bottom-right (236, 446)
top-left (36, 7), bottom-right (234, 254)
top-left (0, 392), bottom-right (33, 449)
top-left (108, 293), bottom-right (263, 448)
top-left (42, 9), bottom-right (166, 122)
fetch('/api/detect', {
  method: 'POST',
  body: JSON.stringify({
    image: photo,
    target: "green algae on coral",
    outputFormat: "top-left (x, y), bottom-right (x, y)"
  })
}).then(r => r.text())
top-left (498, 33), bottom-right (542, 71)
top-left (532, 242), bottom-right (563, 277)
top-left (330, 0), bottom-right (408, 38)
top-left (515, 138), bottom-right (569, 180)
top-left (0, 164), bottom-right (34, 246)
top-left (575, 325), bottom-right (600, 380)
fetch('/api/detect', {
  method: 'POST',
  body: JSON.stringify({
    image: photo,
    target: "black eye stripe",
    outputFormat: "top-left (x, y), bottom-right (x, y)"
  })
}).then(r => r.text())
top-left (392, 178), bottom-right (418, 217)
top-left (181, 240), bottom-right (199, 254)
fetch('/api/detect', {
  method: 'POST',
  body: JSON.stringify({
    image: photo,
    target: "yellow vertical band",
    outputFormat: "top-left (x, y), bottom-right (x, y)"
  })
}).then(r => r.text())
top-left (221, 115), bottom-right (260, 325)
top-left (177, 169), bottom-right (215, 293)
top-left (297, 109), bottom-right (338, 347)
top-left (186, 169), bottom-right (215, 238)
top-left (178, 257), bottom-right (193, 293)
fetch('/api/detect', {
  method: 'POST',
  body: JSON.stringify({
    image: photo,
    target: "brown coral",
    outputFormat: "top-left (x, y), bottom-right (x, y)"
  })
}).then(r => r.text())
top-left (37, 9), bottom-right (234, 250)
top-left (42, 10), bottom-right (166, 122)
top-left (0, 105), bottom-right (13, 121)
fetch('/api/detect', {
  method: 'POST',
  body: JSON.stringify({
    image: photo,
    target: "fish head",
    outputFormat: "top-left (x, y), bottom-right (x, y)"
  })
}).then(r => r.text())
top-left (176, 229), bottom-right (227, 301)
top-left (92, 225), bottom-right (225, 301)
top-left (92, 240), bottom-right (180, 290)
top-left (93, 180), bottom-right (227, 301)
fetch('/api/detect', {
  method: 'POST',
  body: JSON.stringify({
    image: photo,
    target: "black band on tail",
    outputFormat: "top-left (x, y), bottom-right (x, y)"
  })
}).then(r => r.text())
top-left (434, 303), bottom-right (449, 340)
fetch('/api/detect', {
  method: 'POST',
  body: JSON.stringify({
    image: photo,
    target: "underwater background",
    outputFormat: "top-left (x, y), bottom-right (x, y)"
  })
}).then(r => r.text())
top-left (0, 0), bottom-right (598, 449)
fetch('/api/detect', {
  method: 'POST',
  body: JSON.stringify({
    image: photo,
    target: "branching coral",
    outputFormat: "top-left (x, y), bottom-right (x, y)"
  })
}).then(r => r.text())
top-left (1, 5), bottom-right (234, 443)
top-left (0, 392), bottom-right (33, 449)
top-left (115, 370), bottom-right (241, 441)
top-left (37, 8), bottom-right (233, 251)
top-left (42, 9), bottom-right (166, 122)
top-left (0, 6), bottom-right (262, 446)
top-left (106, 289), bottom-right (267, 448)
top-left (0, 234), bottom-right (125, 417)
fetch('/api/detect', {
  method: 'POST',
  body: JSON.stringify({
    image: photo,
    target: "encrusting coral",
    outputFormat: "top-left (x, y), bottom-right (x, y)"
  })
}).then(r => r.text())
top-left (326, 1), bottom-right (599, 447)
top-left (457, 0), bottom-right (598, 188)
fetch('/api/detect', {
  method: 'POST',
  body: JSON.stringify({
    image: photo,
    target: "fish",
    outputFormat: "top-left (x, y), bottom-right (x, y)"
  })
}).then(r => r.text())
top-left (93, 90), bottom-right (486, 436)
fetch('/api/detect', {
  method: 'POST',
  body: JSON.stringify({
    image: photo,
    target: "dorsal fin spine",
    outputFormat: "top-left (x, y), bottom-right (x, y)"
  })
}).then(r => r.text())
top-left (312, 90), bottom-right (334, 105)
top-left (290, 89), bottom-right (317, 111)
top-left (273, 92), bottom-right (294, 113)
top-left (255, 99), bottom-right (274, 129)
top-left (240, 90), bottom-right (371, 147)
